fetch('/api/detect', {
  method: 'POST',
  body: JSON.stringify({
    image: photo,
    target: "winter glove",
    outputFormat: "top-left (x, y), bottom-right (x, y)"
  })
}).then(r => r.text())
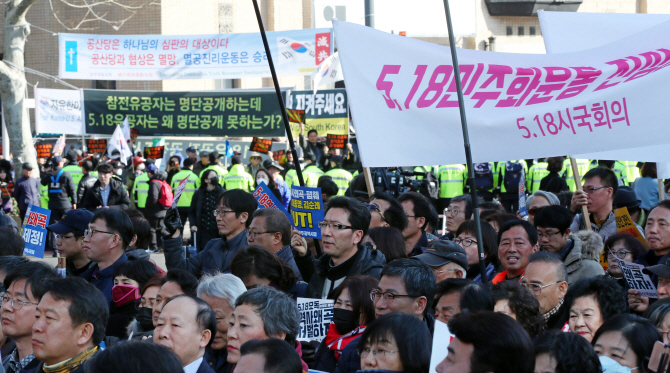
top-left (163, 207), bottom-right (183, 237)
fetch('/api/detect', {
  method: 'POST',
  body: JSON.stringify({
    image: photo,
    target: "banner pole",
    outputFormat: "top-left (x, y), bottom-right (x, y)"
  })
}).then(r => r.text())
top-left (441, 0), bottom-right (487, 283)
top-left (570, 157), bottom-right (592, 230)
top-left (659, 179), bottom-right (665, 201)
top-left (251, 0), bottom-right (305, 187)
top-left (363, 167), bottom-right (375, 199)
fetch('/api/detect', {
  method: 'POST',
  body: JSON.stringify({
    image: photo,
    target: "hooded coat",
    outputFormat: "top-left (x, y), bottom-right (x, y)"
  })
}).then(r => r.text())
top-left (564, 231), bottom-right (605, 285)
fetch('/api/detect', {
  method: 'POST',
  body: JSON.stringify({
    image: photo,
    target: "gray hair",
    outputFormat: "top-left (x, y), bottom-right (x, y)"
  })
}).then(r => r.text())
top-left (235, 286), bottom-right (300, 345)
top-left (527, 191), bottom-right (560, 207)
top-left (197, 273), bottom-right (247, 309)
top-left (574, 230), bottom-right (604, 262)
top-left (528, 251), bottom-right (568, 283)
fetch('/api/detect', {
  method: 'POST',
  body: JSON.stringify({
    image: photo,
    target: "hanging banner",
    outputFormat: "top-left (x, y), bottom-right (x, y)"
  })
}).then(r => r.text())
top-left (286, 89), bottom-right (348, 136)
top-left (290, 186), bottom-right (325, 239)
top-left (86, 139), bottom-right (107, 154)
top-left (144, 146), bottom-right (165, 159)
top-left (22, 205), bottom-right (51, 258)
top-left (58, 29), bottom-right (333, 81)
top-left (34, 88), bottom-right (84, 135)
top-left (296, 297), bottom-right (334, 342)
top-left (333, 19), bottom-right (670, 167)
top-left (83, 89), bottom-right (286, 137)
top-left (249, 138), bottom-right (273, 154)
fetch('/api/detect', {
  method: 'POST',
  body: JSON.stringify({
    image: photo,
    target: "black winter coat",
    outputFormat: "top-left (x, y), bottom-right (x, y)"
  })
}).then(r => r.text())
top-left (80, 177), bottom-right (131, 211)
top-left (41, 167), bottom-right (77, 209)
top-left (77, 173), bottom-right (97, 205)
top-left (189, 185), bottom-right (225, 229)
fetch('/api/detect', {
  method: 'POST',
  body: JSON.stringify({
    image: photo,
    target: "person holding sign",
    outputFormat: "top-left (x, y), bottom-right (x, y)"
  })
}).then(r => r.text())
top-left (604, 233), bottom-right (647, 289)
top-left (630, 255), bottom-right (670, 314)
top-left (299, 124), bottom-right (326, 170)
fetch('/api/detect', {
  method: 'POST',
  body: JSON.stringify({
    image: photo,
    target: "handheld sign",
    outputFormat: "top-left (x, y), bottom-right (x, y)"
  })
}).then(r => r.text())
top-left (171, 177), bottom-right (190, 208)
top-left (326, 134), bottom-right (347, 149)
top-left (86, 139), bottom-right (107, 154)
top-left (252, 181), bottom-right (291, 221)
top-left (287, 109), bottom-right (306, 124)
top-left (22, 205), bottom-right (51, 258)
top-left (290, 186), bottom-right (325, 239)
top-left (144, 146), bottom-right (165, 159)
top-left (296, 298), bottom-right (334, 342)
top-left (518, 169), bottom-right (528, 219)
top-left (614, 207), bottom-right (647, 247)
top-left (35, 144), bottom-right (53, 158)
top-left (130, 128), bottom-right (139, 143)
top-left (272, 150), bottom-right (286, 162)
top-left (612, 253), bottom-right (657, 298)
top-left (249, 137), bottom-right (273, 154)
top-left (429, 321), bottom-right (456, 373)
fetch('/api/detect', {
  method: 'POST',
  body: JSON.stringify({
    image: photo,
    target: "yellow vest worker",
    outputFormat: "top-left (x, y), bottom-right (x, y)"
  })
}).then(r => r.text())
top-left (199, 164), bottom-right (228, 184)
top-left (170, 169), bottom-right (199, 207)
top-left (325, 156), bottom-right (353, 196)
top-left (62, 164), bottom-right (84, 186)
top-left (438, 164), bottom-right (466, 199)
top-left (133, 172), bottom-right (150, 209)
top-left (40, 184), bottom-right (49, 209)
top-left (304, 164), bottom-right (324, 188)
top-left (284, 169), bottom-right (298, 188)
top-left (223, 163), bottom-right (254, 192)
top-left (527, 161), bottom-right (549, 193)
top-left (622, 161), bottom-right (640, 185)
top-left (496, 160), bottom-right (528, 193)
top-left (562, 158), bottom-right (590, 192)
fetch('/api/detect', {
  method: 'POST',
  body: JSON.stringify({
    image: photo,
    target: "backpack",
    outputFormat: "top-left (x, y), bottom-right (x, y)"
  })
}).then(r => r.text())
top-left (473, 163), bottom-right (493, 191)
top-left (420, 167), bottom-right (440, 200)
top-left (503, 162), bottom-right (524, 192)
top-left (157, 180), bottom-right (174, 208)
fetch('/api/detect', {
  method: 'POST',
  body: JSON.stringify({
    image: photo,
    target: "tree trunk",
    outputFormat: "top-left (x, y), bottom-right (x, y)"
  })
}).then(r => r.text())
top-left (0, 0), bottom-right (40, 176)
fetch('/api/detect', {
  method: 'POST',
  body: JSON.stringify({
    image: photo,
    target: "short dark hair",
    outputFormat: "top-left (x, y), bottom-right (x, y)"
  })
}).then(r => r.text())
top-left (534, 330), bottom-right (601, 373)
top-left (397, 192), bottom-right (432, 230)
top-left (218, 190), bottom-right (258, 228)
top-left (650, 199), bottom-right (670, 216)
top-left (332, 275), bottom-right (379, 327)
top-left (528, 251), bottom-right (568, 283)
top-left (357, 313), bottom-right (431, 373)
top-left (141, 273), bottom-right (166, 296)
top-left (235, 286), bottom-right (300, 346)
top-left (455, 220), bottom-right (499, 266)
top-left (0, 256), bottom-right (29, 276)
top-left (0, 227), bottom-right (25, 256)
top-left (426, 203), bottom-right (439, 233)
top-left (91, 209), bottom-right (135, 250)
top-left (381, 259), bottom-right (435, 313)
top-left (82, 161), bottom-right (93, 172)
top-left (252, 209), bottom-right (292, 246)
top-left (230, 245), bottom-right (297, 292)
top-left (459, 282), bottom-right (494, 313)
top-left (367, 227), bottom-right (407, 263)
top-left (371, 191), bottom-right (408, 231)
top-left (434, 278), bottom-right (472, 306)
top-left (491, 282), bottom-right (544, 338)
top-left (231, 155), bottom-right (243, 165)
top-left (604, 233), bottom-right (647, 261)
top-left (450, 195), bottom-right (474, 220)
top-left (97, 163), bottom-right (113, 174)
top-left (4, 261), bottom-right (59, 301)
top-left (112, 259), bottom-right (160, 290)
top-left (641, 162), bottom-right (657, 178)
top-left (546, 157), bottom-right (565, 173)
top-left (183, 158), bottom-right (195, 168)
top-left (163, 295), bottom-right (217, 348)
top-left (307, 129), bottom-right (318, 137)
top-left (478, 201), bottom-right (505, 214)
top-left (84, 340), bottom-right (183, 373)
top-left (565, 276), bottom-right (626, 323)
top-left (583, 166), bottom-right (618, 199)
top-left (448, 311), bottom-right (534, 373)
top-left (592, 314), bottom-right (661, 371)
top-left (43, 277), bottom-right (109, 345)
top-left (533, 206), bottom-right (573, 234)
top-left (240, 339), bottom-right (303, 373)
top-left (317, 177), bottom-right (339, 198)
top-left (484, 213), bottom-right (518, 231)
top-left (164, 269), bottom-right (198, 297)
top-left (498, 219), bottom-right (538, 247)
top-left (644, 297), bottom-right (670, 327)
top-left (325, 197), bottom-right (371, 239)
top-left (126, 213), bottom-right (151, 250)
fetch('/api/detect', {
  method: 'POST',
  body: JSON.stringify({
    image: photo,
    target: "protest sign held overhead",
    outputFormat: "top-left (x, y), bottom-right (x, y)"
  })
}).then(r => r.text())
top-left (172, 177), bottom-right (190, 209)
top-left (612, 254), bottom-right (657, 298)
top-left (58, 29), bottom-right (332, 80)
top-left (287, 109), bottom-right (306, 123)
top-left (327, 134), bottom-right (347, 149)
top-left (249, 138), bottom-right (273, 154)
top-left (34, 88), bottom-right (84, 135)
top-left (130, 128), bottom-right (139, 143)
top-left (83, 89), bottom-right (286, 137)
top-left (144, 146), bottom-right (165, 159)
top-left (286, 89), bottom-right (348, 136)
top-left (86, 139), bottom-right (107, 154)
top-left (290, 186), bottom-right (325, 239)
top-left (22, 205), bottom-right (51, 259)
top-left (296, 298), bottom-right (334, 342)
top-left (333, 19), bottom-right (670, 167)
top-left (272, 150), bottom-right (285, 161)
top-left (252, 181), bottom-right (291, 222)
top-left (35, 144), bottom-right (53, 158)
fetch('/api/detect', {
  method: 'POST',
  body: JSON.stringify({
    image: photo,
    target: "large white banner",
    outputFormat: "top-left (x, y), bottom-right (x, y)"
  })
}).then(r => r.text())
top-left (58, 29), bottom-right (333, 81)
top-left (334, 20), bottom-right (670, 167)
top-left (34, 88), bottom-right (84, 135)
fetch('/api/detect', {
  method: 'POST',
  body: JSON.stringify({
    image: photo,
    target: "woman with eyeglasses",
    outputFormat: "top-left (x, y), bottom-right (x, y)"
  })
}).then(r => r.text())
top-left (356, 313), bottom-right (431, 373)
top-left (603, 233), bottom-right (647, 289)
top-left (454, 220), bottom-right (501, 282)
top-left (189, 169), bottom-right (224, 251)
top-left (644, 297), bottom-right (670, 345)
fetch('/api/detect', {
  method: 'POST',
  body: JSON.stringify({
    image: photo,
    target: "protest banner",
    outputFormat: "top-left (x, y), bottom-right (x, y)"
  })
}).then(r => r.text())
top-left (172, 177), bottom-right (190, 208)
top-left (518, 169), bottom-right (528, 219)
top-left (34, 88), bottom-right (84, 135)
top-left (287, 109), bottom-right (306, 123)
top-left (249, 138), bottom-right (273, 154)
top-left (290, 186), bottom-right (325, 239)
top-left (22, 205), bottom-right (51, 258)
top-left (612, 254), bottom-right (657, 298)
top-left (272, 150), bottom-right (285, 162)
top-left (52, 135), bottom-right (66, 156)
top-left (130, 128), bottom-right (139, 143)
top-left (429, 320), bottom-right (455, 373)
top-left (252, 181), bottom-right (291, 221)
top-left (35, 144), bottom-right (53, 158)
top-left (144, 146), bottom-right (165, 159)
top-left (86, 139), bottom-right (107, 154)
top-left (333, 19), bottom-right (670, 167)
top-left (614, 207), bottom-right (647, 247)
top-left (327, 134), bottom-right (347, 149)
top-left (296, 297), bottom-right (334, 342)
top-left (286, 89), bottom-right (348, 136)
top-left (83, 89), bottom-right (286, 137)
top-left (58, 29), bottom-right (333, 81)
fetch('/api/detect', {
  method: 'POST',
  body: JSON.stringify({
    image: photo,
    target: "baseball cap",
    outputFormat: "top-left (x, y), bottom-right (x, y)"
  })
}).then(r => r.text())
top-left (52, 155), bottom-right (63, 165)
top-left (146, 164), bottom-right (158, 173)
top-left (644, 253), bottom-right (670, 278)
top-left (412, 240), bottom-right (469, 270)
top-left (22, 163), bottom-right (33, 171)
top-left (199, 151), bottom-right (210, 158)
top-left (186, 146), bottom-right (197, 153)
top-left (47, 209), bottom-right (94, 234)
top-left (265, 160), bottom-right (284, 171)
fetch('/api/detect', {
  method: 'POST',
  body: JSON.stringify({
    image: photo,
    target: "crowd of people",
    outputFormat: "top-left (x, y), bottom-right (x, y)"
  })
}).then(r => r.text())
top-left (0, 130), bottom-right (669, 373)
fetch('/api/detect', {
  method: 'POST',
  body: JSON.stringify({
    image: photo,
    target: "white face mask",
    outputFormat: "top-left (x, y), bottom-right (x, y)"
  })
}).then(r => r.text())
top-left (256, 174), bottom-right (269, 185)
top-left (599, 356), bottom-right (638, 373)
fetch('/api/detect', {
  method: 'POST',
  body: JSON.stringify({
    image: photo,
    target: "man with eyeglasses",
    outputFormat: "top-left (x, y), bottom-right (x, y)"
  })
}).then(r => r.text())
top-left (247, 209), bottom-right (301, 280)
top-left (163, 189), bottom-right (257, 278)
top-left (443, 195), bottom-right (472, 240)
top-left (397, 192), bottom-right (438, 256)
top-left (46, 209), bottom-right (94, 277)
top-left (521, 252), bottom-right (570, 330)
top-left (1, 261), bottom-right (59, 373)
top-left (79, 209), bottom-right (133, 305)
top-left (534, 206), bottom-right (603, 285)
top-left (412, 240), bottom-right (468, 281)
top-left (366, 192), bottom-right (408, 232)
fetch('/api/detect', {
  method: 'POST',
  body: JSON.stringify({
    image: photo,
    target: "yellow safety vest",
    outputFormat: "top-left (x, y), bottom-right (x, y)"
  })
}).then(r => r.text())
top-left (325, 168), bottom-right (353, 196)
top-left (562, 158), bottom-right (590, 192)
top-left (62, 164), bottom-right (84, 186)
top-left (170, 170), bottom-right (200, 207)
top-left (222, 165), bottom-right (254, 192)
top-left (304, 165), bottom-right (324, 188)
top-left (285, 169), bottom-right (299, 188)
top-left (527, 162), bottom-right (549, 193)
top-left (133, 173), bottom-right (150, 208)
top-left (199, 165), bottom-right (228, 184)
top-left (438, 164), bottom-right (466, 199)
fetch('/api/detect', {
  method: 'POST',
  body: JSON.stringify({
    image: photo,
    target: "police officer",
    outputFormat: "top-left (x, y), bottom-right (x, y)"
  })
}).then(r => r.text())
top-left (223, 155), bottom-right (254, 192)
top-left (527, 158), bottom-right (549, 193)
top-left (41, 155), bottom-right (77, 255)
top-left (133, 159), bottom-right (153, 213)
top-left (171, 158), bottom-right (200, 226)
top-left (562, 157), bottom-right (590, 192)
top-left (325, 155), bottom-right (353, 197)
top-left (495, 160), bottom-right (528, 212)
top-left (302, 153), bottom-right (324, 188)
top-left (437, 164), bottom-right (466, 211)
top-left (62, 150), bottom-right (84, 186)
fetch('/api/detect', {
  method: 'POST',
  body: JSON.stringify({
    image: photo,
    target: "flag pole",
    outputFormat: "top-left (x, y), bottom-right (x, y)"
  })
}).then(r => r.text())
top-left (251, 0), bottom-right (306, 187)
top-left (442, 0), bottom-right (487, 283)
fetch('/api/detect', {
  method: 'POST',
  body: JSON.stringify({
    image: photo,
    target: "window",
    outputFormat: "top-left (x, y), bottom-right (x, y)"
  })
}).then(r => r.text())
top-left (506, 26), bottom-right (513, 36)
top-left (518, 26), bottom-right (525, 36)
top-left (530, 26), bottom-right (536, 36)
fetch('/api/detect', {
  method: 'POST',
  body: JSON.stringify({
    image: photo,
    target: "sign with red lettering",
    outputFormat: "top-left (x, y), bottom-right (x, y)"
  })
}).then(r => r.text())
top-left (272, 150), bottom-right (286, 162)
top-left (287, 109), bottom-right (306, 124)
top-left (130, 128), bottom-right (139, 143)
top-left (252, 181), bottom-right (291, 222)
top-left (22, 205), bottom-right (51, 258)
top-left (86, 139), bottom-right (107, 154)
top-left (35, 144), bottom-right (53, 158)
top-left (327, 134), bottom-right (347, 149)
top-left (249, 138), bottom-right (272, 154)
top-left (144, 146), bottom-right (165, 159)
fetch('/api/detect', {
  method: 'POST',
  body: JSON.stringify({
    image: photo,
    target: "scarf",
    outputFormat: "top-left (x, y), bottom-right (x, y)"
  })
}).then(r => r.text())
top-left (543, 298), bottom-right (564, 322)
top-left (325, 324), bottom-right (366, 359)
top-left (42, 346), bottom-right (98, 373)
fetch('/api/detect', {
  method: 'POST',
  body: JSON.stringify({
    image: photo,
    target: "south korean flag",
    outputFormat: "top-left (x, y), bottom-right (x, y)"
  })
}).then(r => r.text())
top-left (276, 37), bottom-right (315, 65)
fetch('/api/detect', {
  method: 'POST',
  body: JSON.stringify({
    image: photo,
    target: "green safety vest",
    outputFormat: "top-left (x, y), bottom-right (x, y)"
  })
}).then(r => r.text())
top-left (62, 164), bottom-right (84, 186)
top-left (90, 171), bottom-right (99, 178)
top-left (623, 161), bottom-right (640, 185)
top-left (562, 158), bottom-right (590, 192)
top-left (496, 160), bottom-right (528, 193)
top-left (414, 166), bottom-right (438, 181)
top-left (588, 161), bottom-right (628, 186)
top-left (40, 184), bottom-right (49, 208)
top-left (133, 173), bottom-right (150, 208)
top-left (438, 164), bottom-right (466, 199)
top-left (199, 165), bottom-right (228, 184)
top-left (223, 165), bottom-right (254, 192)
top-left (284, 169), bottom-right (299, 188)
top-left (325, 168), bottom-right (353, 196)
top-left (171, 170), bottom-right (200, 207)
top-left (527, 162), bottom-right (549, 193)
top-left (304, 165), bottom-right (324, 188)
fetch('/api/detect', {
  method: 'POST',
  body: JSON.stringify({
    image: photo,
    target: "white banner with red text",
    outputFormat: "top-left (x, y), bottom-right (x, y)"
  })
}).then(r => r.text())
top-left (333, 19), bottom-right (670, 167)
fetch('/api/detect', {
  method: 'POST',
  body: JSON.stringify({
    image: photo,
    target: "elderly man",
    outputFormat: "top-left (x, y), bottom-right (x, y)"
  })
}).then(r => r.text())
top-left (521, 252), bottom-right (570, 330)
top-left (154, 295), bottom-right (217, 373)
top-left (492, 220), bottom-right (539, 284)
top-left (247, 209), bottom-right (301, 279)
top-left (413, 240), bottom-right (468, 281)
